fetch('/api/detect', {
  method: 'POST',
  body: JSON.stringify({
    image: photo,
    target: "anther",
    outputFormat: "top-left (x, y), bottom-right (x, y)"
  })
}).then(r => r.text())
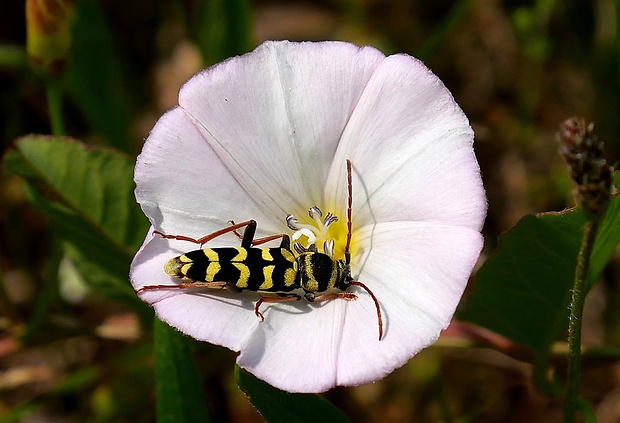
top-left (323, 212), bottom-right (338, 227)
top-left (308, 206), bottom-right (323, 220)
top-left (286, 214), bottom-right (300, 230)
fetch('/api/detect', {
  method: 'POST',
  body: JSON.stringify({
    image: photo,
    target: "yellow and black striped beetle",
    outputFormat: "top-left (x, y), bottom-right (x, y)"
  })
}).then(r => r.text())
top-left (136, 160), bottom-right (383, 340)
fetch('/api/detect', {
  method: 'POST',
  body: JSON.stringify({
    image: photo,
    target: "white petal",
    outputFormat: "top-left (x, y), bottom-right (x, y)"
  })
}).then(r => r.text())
top-left (327, 53), bottom-right (486, 231)
top-left (178, 40), bottom-right (385, 214)
top-left (135, 107), bottom-right (278, 241)
top-left (237, 299), bottom-right (345, 393)
top-left (335, 221), bottom-right (483, 386)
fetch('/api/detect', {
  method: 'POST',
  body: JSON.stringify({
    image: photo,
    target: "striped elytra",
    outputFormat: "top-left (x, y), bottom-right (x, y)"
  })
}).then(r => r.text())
top-left (164, 247), bottom-right (297, 291)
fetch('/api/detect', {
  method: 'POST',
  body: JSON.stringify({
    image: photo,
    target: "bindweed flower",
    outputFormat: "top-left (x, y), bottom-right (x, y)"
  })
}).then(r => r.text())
top-left (130, 40), bottom-right (486, 393)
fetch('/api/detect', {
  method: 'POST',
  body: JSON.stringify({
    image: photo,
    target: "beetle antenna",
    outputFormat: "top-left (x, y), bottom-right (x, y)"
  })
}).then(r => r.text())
top-left (345, 160), bottom-right (384, 341)
top-left (351, 281), bottom-right (383, 341)
top-left (345, 159), bottom-right (353, 265)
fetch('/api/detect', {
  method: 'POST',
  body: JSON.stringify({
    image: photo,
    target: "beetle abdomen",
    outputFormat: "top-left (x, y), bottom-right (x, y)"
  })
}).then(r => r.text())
top-left (165, 247), bottom-right (298, 292)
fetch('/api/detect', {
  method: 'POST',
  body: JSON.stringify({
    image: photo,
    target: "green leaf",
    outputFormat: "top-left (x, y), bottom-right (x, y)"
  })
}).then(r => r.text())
top-left (63, 0), bottom-right (135, 152)
top-left (458, 173), bottom-right (620, 353)
top-left (235, 366), bottom-right (350, 423)
top-left (2, 136), bottom-right (149, 310)
top-left (154, 318), bottom-right (211, 423)
top-left (189, 0), bottom-right (253, 65)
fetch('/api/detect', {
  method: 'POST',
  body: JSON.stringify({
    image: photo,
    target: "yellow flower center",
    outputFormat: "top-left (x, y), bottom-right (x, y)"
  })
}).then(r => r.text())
top-left (285, 206), bottom-right (350, 261)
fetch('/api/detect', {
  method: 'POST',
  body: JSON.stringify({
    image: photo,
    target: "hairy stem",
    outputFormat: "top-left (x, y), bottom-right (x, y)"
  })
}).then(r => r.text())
top-left (564, 219), bottom-right (599, 423)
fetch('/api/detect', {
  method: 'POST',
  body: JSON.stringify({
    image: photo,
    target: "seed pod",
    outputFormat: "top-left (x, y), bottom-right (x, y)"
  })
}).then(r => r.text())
top-left (558, 117), bottom-right (612, 220)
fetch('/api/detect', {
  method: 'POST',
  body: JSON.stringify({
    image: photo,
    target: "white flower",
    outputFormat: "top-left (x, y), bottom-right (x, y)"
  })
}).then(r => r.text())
top-left (130, 40), bottom-right (486, 393)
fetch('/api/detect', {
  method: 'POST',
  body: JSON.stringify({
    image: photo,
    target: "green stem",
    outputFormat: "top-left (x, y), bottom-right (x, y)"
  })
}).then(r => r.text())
top-left (0, 45), bottom-right (27, 68)
top-left (46, 79), bottom-right (65, 136)
top-left (564, 219), bottom-right (599, 423)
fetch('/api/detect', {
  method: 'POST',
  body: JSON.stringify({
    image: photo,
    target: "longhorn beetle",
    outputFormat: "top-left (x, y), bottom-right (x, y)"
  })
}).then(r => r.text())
top-left (136, 160), bottom-right (383, 340)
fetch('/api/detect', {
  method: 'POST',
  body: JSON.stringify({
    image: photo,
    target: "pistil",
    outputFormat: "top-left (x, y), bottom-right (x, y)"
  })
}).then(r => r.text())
top-left (286, 207), bottom-right (340, 257)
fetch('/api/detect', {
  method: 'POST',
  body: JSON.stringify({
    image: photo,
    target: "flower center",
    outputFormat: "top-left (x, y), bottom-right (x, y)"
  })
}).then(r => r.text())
top-left (285, 206), bottom-right (346, 260)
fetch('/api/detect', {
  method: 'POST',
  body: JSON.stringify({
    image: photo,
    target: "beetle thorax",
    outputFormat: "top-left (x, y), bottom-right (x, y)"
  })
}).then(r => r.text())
top-left (296, 252), bottom-right (345, 293)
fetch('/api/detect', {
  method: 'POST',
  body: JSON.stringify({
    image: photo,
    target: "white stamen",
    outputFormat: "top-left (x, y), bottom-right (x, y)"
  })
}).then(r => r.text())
top-left (286, 214), bottom-right (299, 230)
top-left (308, 206), bottom-right (323, 221)
top-left (323, 212), bottom-right (338, 228)
top-left (324, 239), bottom-right (335, 257)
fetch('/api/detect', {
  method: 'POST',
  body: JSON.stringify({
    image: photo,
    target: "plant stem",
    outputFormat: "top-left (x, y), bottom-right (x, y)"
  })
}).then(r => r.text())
top-left (564, 219), bottom-right (599, 423)
top-left (46, 79), bottom-right (65, 136)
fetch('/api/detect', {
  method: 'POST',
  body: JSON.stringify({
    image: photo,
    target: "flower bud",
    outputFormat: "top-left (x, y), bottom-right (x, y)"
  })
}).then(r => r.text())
top-left (559, 117), bottom-right (613, 220)
top-left (26, 0), bottom-right (74, 76)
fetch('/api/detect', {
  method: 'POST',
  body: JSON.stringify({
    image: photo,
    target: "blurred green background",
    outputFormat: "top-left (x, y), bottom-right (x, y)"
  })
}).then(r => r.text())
top-left (2, 0), bottom-right (620, 421)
